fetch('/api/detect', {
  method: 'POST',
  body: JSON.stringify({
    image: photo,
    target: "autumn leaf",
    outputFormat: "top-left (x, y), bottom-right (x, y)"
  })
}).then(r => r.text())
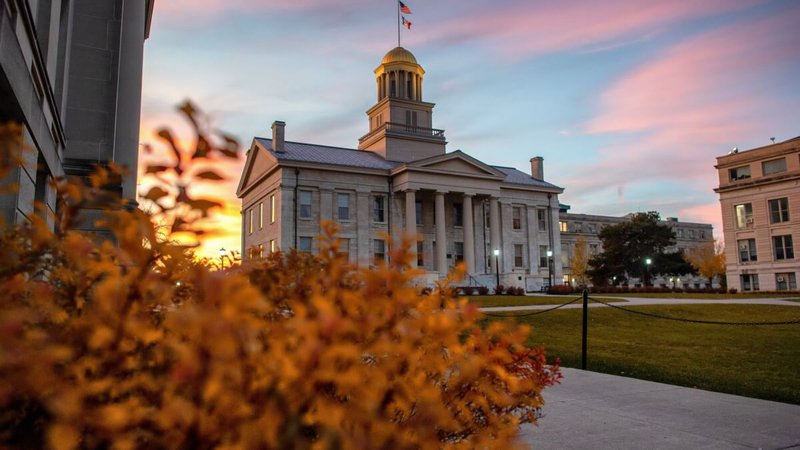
top-left (194, 170), bottom-right (225, 181)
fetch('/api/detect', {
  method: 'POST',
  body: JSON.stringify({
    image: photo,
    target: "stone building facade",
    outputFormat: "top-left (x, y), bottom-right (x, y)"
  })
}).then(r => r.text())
top-left (558, 207), bottom-right (715, 288)
top-left (715, 137), bottom-right (799, 292)
top-left (0, 0), bottom-right (154, 232)
top-left (237, 47), bottom-right (564, 290)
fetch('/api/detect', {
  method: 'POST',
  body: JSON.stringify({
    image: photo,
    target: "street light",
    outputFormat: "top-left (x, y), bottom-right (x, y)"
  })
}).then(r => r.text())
top-left (644, 257), bottom-right (652, 286)
top-left (546, 250), bottom-right (554, 288)
top-left (219, 247), bottom-right (227, 269)
top-left (493, 249), bottom-right (500, 288)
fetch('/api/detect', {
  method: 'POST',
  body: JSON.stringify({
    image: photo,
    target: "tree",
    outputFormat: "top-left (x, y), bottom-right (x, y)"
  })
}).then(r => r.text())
top-left (684, 240), bottom-right (726, 286)
top-left (571, 237), bottom-right (589, 286)
top-left (587, 212), bottom-right (675, 286)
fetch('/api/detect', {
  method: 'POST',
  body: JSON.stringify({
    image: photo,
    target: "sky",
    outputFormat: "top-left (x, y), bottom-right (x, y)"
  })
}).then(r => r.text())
top-left (138, 0), bottom-right (800, 260)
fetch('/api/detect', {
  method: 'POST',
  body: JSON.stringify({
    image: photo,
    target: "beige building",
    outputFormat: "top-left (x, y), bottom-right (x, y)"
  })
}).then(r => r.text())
top-left (0, 1), bottom-right (153, 234)
top-left (558, 207), bottom-right (714, 287)
top-left (237, 47), bottom-right (564, 290)
top-left (715, 137), bottom-right (799, 292)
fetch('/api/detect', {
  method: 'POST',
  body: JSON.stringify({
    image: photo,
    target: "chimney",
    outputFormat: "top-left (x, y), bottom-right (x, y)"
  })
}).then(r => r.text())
top-left (272, 121), bottom-right (285, 153)
top-left (530, 156), bottom-right (544, 180)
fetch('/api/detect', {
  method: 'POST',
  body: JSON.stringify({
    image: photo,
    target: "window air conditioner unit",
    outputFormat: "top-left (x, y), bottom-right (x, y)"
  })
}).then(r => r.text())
top-left (746, 218), bottom-right (754, 224)
top-left (777, 276), bottom-right (785, 282)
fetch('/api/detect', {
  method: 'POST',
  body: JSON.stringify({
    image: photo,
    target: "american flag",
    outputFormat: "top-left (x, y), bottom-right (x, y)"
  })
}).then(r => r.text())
top-left (399, 1), bottom-right (412, 14)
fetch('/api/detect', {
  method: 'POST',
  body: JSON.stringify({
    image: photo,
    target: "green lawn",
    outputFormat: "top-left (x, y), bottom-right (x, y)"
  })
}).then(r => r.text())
top-left (491, 304), bottom-right (800, 404)
top-left (592, 292), bottom-right (800, 300)
top-left (467, 294), bottom-right (607, 307)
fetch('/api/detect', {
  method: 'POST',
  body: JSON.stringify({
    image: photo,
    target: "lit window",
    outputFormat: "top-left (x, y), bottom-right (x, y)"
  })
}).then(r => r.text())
top-left (514, 244), bottom-right (524, 267)
top-left (249, 209), bottom-right (253, 234)
top-left (769, 198), bottom-right (789, 223)
top-left (338, 193), bottom-right (350, 221)
top-left (512, 206), bottom-right (522, 230)
top-left (738, 239), bottom-right (757, 263)
top-left (373, 239), bottom-right (386, 263)
top-left (559, 221), bottom-right (568, 232)
top-left (259, 202), bottom-right (263, 229)
top-left (762, 158), bottom-right (787, 175)
top-left (298, 237), bottom-right (312, 253)
top-left (269, 240), bottom-right (275, 253)
top-left (773, 235), bottom-right (794, 260)
top-left (373, 195), bottom-right (385, 222)
top-left (299, 191), bottom-right (312, 219)
top-left (270, 195), bottom-right (276, 223)
top-left (258, 244), bottom-right (263, 258)
top-left (453, 203), bottom-right (463, 227)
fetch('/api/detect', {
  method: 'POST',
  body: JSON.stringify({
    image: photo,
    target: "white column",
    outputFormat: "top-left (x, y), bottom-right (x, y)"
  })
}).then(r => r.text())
top-left (435, 191), bottom-right (447, 276)
top-left (489, 197), bottom-right (501, 274)
top-left (463, 194), bottom-right (475, 274)
top-left (405, 190), bottom-right (417, 266)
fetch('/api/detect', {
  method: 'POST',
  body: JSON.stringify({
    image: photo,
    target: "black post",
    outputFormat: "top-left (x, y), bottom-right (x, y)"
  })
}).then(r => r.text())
top-left (581, 288), bottom-right (588, 370)
top-left (495, 253), bottom-right (500, 288)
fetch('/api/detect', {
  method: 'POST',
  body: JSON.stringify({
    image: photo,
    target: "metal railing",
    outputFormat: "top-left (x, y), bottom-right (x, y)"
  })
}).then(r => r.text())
top-left (359, 122), bottom-right (445, 143)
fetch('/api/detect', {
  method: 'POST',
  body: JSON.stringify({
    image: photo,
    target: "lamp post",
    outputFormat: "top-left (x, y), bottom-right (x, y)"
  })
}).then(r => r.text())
top-left (644, 257), bottom-right (652, 286)
top-left (219, 247), bottom-right (227, 269)
top-left (493, 249), bottom-right (500, 288)
top-left (546, 250), bottom-right (553, 288)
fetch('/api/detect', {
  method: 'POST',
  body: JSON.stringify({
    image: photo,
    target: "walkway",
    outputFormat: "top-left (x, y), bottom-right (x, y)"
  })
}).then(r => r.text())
top-left (519, 368), bottom-right (800, 449)
top-left (481, 296), bottom-right (800, 313)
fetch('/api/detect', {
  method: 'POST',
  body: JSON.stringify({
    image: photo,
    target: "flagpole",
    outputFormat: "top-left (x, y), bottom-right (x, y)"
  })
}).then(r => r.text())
top-left (397, 0), bottom-right (400, 47)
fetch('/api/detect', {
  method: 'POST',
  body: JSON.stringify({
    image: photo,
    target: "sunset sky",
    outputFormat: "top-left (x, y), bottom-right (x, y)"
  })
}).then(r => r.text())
top-left (138, 0), bottom-right (800, 260)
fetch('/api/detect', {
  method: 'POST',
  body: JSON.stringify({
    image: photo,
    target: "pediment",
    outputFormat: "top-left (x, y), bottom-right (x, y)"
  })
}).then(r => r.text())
top-left (405, 150), bottom-right (505, 178)
top-left (236, 140), bottom-right (278, 197)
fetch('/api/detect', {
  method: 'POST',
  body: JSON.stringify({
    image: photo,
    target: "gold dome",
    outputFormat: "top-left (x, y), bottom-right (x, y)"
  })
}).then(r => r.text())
top-left (381, 47), bottom-right (418, 65)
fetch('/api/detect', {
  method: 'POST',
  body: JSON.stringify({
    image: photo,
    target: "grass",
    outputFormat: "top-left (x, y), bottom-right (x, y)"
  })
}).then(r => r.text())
top-left (592, 292), bottom-right (800, 300)
top-left (492, 304), bottom-right (800, 404)
top-left (466, 295), bottom-right (625, 307)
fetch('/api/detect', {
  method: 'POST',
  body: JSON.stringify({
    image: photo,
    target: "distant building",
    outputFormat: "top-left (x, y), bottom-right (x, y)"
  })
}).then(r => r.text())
top-left (714, 137), bottom-right (799, 292)
top-left (237, 47), bottom-right (564, 290)
top-left (558, 206), bottom-right (715, 287)
top-left (0, 1), bottom-right (154, 234)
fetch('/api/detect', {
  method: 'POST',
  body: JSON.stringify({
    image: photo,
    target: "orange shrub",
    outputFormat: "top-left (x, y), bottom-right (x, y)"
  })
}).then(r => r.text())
top-left (0, 109), bottom-right (559, 449)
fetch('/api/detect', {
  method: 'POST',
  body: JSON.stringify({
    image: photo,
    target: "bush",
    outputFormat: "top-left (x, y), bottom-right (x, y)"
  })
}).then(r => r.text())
top-left (729, 288), bottom-right (738, 294)
top-left (460, 286), bottom-right (475, 296)
top-left (476, 286), bottom-right (490, 295)
top-left (0, 114), bottom-right (559, 448)
top-left (547, 285), bottom-right (574, 295)
top-left (494, 284), bottom-right (506, 295)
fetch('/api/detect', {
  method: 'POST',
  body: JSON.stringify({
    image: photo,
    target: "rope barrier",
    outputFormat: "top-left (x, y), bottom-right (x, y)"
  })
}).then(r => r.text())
top-left (588, 297), bottom-right (800, 326)
top-left (483, 296), bottom-right (583, 318)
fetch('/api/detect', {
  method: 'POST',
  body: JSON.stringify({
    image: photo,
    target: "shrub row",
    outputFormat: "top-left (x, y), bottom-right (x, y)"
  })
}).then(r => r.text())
top-left (453, 285), bottom-right (525, 296)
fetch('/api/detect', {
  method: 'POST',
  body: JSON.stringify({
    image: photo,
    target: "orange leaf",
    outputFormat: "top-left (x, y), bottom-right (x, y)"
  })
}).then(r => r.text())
top-left (195, 170), bottom-right (225, 181)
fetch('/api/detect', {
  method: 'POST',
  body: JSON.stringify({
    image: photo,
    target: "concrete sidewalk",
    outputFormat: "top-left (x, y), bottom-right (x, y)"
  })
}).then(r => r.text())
top-left (482, 296), bottom-right (800, 313)
top-left (519, 368), bottom-right (800, 449)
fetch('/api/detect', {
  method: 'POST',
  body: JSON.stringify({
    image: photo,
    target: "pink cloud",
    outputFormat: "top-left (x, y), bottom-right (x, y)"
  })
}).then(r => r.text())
top-left (678, 203), bottom-right (723, 242)
top-left (419, 0), bottom-right (763, 59)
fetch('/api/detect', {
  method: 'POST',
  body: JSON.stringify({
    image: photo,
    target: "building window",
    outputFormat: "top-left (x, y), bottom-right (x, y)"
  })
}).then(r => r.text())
top-left (373, 239), bottom-right (386, 263)
top-left (259, 202), bottom-right (263, 229)
top-left (559, 221), bottom-right (568, 232)
top-left (453, 203), bottom-right (463, 227)
top-left (512, 206), bottom-right (522, 230)
top-left (700, 230), bottom-right (706, 239)
top-left (574, 222), bottom-right (582, 233)
top-left (269, 240), bottom-right (275, 253)
top-left (299, 190), bottom-right (312, 219)
top-left (689, 230), bottom-right (695, 239)
top-left (738, 239), bottom-right (757, 263)
top-left (740, 274), bottom-right (759, 292)
top-left (405, 110), bottom-right (417, 128)
top-left (270, 194), bottom-right (276, 223)
top-left (762, 158), bottom-right (787, 175)
top-left (338, 238), bottom-right (350, 260)
top-left (417, 241), bottom-right (424, 267)
top-left (776, 273), bottom-right (797, 291)
top-left (373, 195), bottom-right (385, 222)
top-left (249, 209), bottom-right (253, 234)
top-left (589, 244), bottom-right (599, 254)
top-left (729, 165), bottom-right (751, 181)
top-left (337, 193), bottom-right (350, 221)
top-left (677, 229), bottom-right (684, 238)
top-left (415, 200), bottom-right (423, 225)
top-left (768, 198), bottom-right (789, 223)
top-left (539, 245), bottom-right (549, 269)
top-left (454, 242), bottom-right (464, 263)
top-left (588, 223), bottom-right (596, 233)
top-left (258, 244), bottom-right (263, 258)
top-left (514, 244), bottom-right (524, 268)
top-left (537, 210), bottom-right (547, 231)
top-left (735, 203), bottom-right (753, 229)
top-left (298, 237), bottom-right (313, 253)
top-left (773, 235), bottom-right (794, 260)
